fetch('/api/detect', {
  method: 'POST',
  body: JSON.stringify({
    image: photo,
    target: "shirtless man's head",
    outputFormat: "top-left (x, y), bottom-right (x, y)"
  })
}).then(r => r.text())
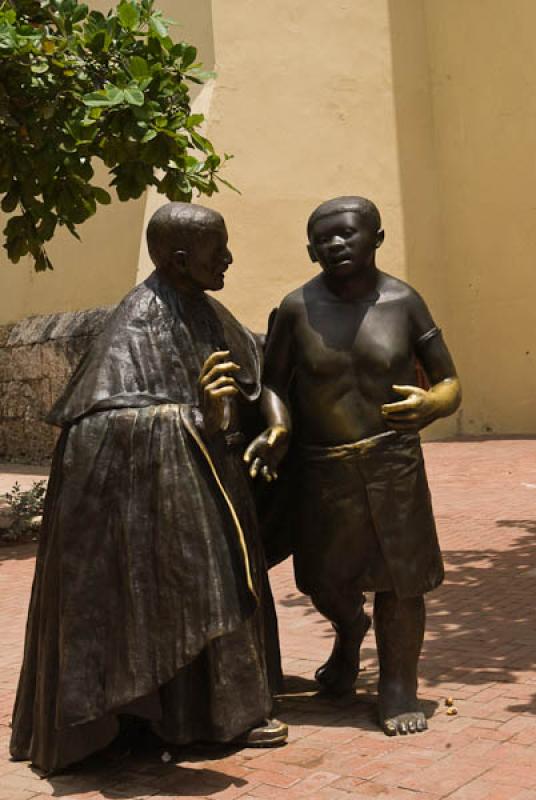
top-left (306, 196), bottom-right (385, 284)
top-left (147, 202), bottom-right (233, 292)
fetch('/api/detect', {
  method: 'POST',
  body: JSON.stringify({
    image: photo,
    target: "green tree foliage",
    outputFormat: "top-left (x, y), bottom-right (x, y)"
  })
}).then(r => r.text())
top-left (0, 0), bottom-right (230, 270)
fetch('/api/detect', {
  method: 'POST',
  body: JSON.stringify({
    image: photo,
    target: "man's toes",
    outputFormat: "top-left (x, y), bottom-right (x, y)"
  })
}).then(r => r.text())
top-left (382, 709), bottom-right (428, 737)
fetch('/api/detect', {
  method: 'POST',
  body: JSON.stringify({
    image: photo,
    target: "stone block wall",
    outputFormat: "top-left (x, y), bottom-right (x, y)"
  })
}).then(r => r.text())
top-left (0, 307), bottom-right (112, 463)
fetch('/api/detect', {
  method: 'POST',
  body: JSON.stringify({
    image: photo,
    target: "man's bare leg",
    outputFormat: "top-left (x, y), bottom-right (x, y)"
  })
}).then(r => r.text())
top-left (309, 589), bottom-right (371, 695)
top-left (374, 592), bottom-right (427, 735)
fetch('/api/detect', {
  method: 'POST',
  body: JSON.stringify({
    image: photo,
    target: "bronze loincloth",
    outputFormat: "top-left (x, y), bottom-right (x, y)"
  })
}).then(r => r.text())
top-left (294, 431), bottom-right (444, 598)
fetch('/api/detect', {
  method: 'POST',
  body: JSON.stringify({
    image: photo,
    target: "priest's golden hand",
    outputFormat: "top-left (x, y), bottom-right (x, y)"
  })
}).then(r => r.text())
top-left (244, 425), bottom-right (289, 482)
top-left (198, 350), bottom-right (239, 436)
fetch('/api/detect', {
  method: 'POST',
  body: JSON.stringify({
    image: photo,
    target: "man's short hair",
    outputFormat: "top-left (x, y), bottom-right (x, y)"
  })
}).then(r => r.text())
top-left (147, 202), bottom-right (224, 269)
top-left (307, 196), bottom-right (382, 239)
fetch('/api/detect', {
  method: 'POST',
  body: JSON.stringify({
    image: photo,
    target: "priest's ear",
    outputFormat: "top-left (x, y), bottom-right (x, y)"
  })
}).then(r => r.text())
top-left (170, 249), bottom-right (188, 274)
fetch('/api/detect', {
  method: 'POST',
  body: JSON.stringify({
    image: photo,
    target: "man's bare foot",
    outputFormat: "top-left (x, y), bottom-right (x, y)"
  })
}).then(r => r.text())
top-left (382, 710), bottom-right (427, 736)
top-left (315, 613), bottom-right (371, 696)
top-left (379, 681), bottom-right (427, 736)
top-left (315, 646), bottom-right (359, 695)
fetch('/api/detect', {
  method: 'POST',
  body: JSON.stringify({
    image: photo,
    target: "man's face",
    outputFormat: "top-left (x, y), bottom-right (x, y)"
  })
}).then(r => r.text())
top-left (308, 210), bottom-right (380, 279)
top-left (180, 222), bottom-right (233, 292)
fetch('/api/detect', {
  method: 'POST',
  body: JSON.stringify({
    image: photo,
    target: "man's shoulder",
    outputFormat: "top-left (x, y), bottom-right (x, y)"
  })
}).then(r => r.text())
top-left (278, 276), bottom-right (321, 315)
top-left (378, 272), bottom-right (424, 307)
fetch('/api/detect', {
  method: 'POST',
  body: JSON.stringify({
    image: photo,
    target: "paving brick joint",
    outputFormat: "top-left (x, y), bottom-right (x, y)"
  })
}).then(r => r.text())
top-left (1, 440), bottom-right (536, 800)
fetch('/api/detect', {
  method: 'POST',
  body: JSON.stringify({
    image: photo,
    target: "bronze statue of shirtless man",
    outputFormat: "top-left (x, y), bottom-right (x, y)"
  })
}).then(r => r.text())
top-left (245, 196), bottom-right (461, 736)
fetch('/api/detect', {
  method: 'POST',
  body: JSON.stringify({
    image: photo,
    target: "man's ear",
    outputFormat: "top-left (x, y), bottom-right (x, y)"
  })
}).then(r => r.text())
top-left (376, 229), bottom-right (385, 249)
top-left (307, 243), bottom-right (318, 263)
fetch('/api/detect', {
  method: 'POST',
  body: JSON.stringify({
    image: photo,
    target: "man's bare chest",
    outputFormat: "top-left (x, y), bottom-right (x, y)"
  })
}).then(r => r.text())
top-left (293, 301), bottom-right (412, 380)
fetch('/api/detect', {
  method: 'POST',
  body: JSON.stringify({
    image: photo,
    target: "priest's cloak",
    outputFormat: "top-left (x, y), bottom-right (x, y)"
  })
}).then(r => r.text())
top-left (10, 271), bottom-right (280, 773)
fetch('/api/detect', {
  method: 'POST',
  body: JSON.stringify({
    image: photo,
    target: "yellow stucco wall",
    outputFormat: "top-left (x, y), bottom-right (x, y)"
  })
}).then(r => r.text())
top-left (388, 0), bottom-right (455, 439)
top-left (197, 0), bottom-right (459, 439)
top-left (201, 0), bottom-right (407, 334)
top-left (422, 0), bottom-right (536, 435)
top-left (2, 1), bottom-right (535, 436)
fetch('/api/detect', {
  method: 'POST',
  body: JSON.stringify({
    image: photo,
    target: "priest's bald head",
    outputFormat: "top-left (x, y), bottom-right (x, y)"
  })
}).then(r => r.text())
top-left (146, 202), bottom-right (232, 292)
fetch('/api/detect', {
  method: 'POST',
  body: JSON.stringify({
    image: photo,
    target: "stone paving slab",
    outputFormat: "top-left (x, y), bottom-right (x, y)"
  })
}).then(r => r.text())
top-left (1, 440), bottom-right (536, 799)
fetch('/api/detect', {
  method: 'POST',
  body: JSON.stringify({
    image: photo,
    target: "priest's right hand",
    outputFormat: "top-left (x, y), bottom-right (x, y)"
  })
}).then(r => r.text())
top-left (198, 350), bottom-right (240, 437)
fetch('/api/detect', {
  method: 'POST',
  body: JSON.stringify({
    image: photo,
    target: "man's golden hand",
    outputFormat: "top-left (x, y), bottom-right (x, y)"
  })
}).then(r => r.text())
top-left (381, 384), bottom-right (438, 430)
top-left (244, 425), bottom-right (289, 482)
top-left (198, 350), bottom-right (239, 437)
top-left (381, 377), bottom-right (461, 431)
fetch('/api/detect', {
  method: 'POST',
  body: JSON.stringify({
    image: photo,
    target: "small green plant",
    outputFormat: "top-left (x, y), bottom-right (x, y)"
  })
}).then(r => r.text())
top-left (5, 479), bottom-right (47, 518)
top-left (0, 0), bottom-right (231, 271)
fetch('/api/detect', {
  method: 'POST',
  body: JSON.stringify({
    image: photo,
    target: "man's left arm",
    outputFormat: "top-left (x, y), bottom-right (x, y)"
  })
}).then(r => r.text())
top-left (381, 292), bottom-right (462, 431)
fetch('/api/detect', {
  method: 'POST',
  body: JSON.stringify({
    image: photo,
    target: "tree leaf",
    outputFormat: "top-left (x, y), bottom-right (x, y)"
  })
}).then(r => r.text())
top-left (1, 187), bottom-right (19, 213)
top-left (7, 236), bottom-right (29, 263)
top-left (37, 212), bottom-right (57, 241)
top-left (31, 61), bottom-right (49, 74)
top-left (188, 66), bottom-right (216, 82)
top-left (149, 13), bottom-right (168, 38)
top-left (117, 0), bottom-right (140, 31)
top-left (141, 128), bottom-right (157, 142)
top-left (34, 248), bottom-right (53, 271)
top-left (83, 86), bottom-right (125, 107)
top-left (185, 113), bottom-right (204, 129)
top-left (124, 86), bottom-right (144, 106)
top-left (190, 130), bottom-right (214, 153)
top-left (93, 186), bottom-right (111, 205)
top-left (72, 4), bottom-right (89, 23)
top-left (181, 44), bottom-right (197, 69)
top-left (128, 55), bottom-right (150, 79)
top-left (0, 0), bottom-right (229, 272)
top-left (104, 86), bottom-right (125, 104)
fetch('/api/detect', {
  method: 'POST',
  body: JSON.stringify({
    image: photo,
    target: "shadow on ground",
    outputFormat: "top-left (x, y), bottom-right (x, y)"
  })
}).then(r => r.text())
top-left (38, 741), bottom-right (249, 798)
top-left (0, 541), bottom-right (37, 565)
top-left (278, 674), bottom-right (439, 731)
top-left (421, 520), bottom-right (536, 713)
top-left (276, 519), bottom-right (536, 717)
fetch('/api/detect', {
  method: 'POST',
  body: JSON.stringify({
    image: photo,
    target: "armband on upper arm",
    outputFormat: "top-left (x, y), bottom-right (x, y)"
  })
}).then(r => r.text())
top-left (416, 326), bottom-right (442, 349)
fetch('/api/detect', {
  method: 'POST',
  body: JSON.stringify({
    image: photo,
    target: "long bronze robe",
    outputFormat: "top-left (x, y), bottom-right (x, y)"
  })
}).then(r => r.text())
top-left (10, 272), bottom-right (280, 772)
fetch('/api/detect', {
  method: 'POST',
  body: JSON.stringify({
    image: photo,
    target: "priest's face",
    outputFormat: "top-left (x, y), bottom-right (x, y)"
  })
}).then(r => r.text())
top-left (181, 221), bottom-right (233, 292)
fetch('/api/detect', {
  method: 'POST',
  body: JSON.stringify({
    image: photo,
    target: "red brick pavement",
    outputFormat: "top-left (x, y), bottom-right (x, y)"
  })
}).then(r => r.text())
top-left (1, 440), bottom-right (536, 800)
